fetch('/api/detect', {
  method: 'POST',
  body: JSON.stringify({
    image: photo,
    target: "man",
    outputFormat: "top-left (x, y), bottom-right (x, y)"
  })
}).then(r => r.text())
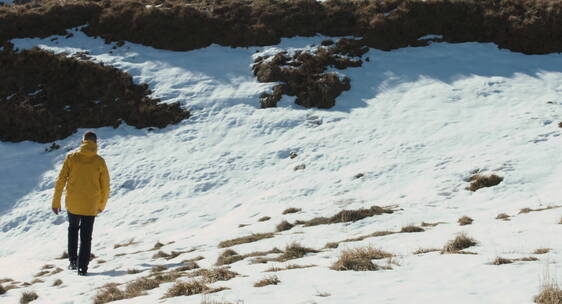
top-left (52, 131), bottom-right (110, 276)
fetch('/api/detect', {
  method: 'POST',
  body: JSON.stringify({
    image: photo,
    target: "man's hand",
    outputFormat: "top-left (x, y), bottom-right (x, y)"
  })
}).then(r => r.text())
top-left (52, 208), bottom-right (61, 215)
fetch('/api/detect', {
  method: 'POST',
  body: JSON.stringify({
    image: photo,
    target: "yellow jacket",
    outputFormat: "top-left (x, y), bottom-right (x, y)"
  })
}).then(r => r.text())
top-left (52, 140), bottom-right (110, 216)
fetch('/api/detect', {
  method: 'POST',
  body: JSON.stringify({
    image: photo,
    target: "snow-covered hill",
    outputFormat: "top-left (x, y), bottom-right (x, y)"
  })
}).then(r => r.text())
top-left (0, 29), bottom-right (561, 304)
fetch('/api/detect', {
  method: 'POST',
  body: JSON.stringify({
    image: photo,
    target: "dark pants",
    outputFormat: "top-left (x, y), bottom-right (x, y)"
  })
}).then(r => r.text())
top-left (68, 212), bottom-right (95, 272)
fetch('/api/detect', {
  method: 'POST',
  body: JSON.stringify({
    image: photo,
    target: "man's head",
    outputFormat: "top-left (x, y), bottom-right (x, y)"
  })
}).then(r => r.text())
top-left (83, 131), bottom-right (97, 143)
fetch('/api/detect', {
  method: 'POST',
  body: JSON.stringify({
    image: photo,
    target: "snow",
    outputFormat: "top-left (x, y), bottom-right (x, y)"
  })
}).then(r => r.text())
top-left (0, 28), bottom-right (561, 304)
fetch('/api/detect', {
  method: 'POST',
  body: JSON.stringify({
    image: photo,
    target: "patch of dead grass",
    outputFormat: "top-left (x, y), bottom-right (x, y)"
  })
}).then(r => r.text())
top-left (20, 291), bottom-right (39, 304)
top-left (254, 275), bottom-right (280, 287)
top-left (331, 246), bottom-right (393, 271)
top-left (52, 279), bottom-right (62, 287)
top-left (496, 213), bottom-right (511, 221)
top-left (519, 206), bottom-right (561, 214)
top-left (282, 208), bottom-right (301, 215)
top-left (218, 233), bottom-right (275, 248)
top-left (276, 220), bottom-right (295, 232)
top-left (163, 280), bottom-right (209, 298)
top-left (457, 216), bottom-right (473, 226)
top-left (414, 248), bottom-right (441, 255)
top-left (400, 225), bottom-right (424, 233)
top-left (534, 248), bottom-right (551, 255)
top-left (114, 238), bottom-right (138, 249)
top-left (466, 174), bottom-right (503, 191)
top-left (442, 233), bottom-right (478, 254)
top-left (190, 268), bottom-right (239, 284)
top-left (264, 264), bottom-right (316, 272)
top-left (258, 216), bottom-right (271, 222)
top-left (324, 230), bottom-right (396, 249)
top-left (296, 205), bottom-right (397, 227)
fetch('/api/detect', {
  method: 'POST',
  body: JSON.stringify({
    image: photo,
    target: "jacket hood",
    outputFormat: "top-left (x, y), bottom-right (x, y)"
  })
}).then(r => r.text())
top-left (78, 140), bottom-right (98, 157)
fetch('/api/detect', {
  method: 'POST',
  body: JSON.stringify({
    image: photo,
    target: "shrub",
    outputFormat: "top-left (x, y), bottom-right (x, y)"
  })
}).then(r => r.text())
top-left (218, 233), bottom-right (275, 248)
top-left (276, 220), bottom-right (294, 232)
top-left (442, 233), bottom-right (478, 253)
top-left (254, 275), bottom-right (280, 287)
top-left (466, 174), bottom-right (503, 191)
top-left (457, 216), bottom-right (473, 226)
top-left (20, 291), bottom-right (39, 304)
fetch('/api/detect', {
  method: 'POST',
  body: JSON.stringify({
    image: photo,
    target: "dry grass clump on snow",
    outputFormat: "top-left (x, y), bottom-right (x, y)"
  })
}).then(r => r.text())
top-left (56, 251), bottom-right (69, 259)
top-left (496, 213), bottom-right (511, 220)
top-left (52, 279), bottom-right (62, 287)
top-left (152, 241), bottom-right (165, 250)
top-left (276, 220), bottom-right (295, 232)
top-left (20, 291), bottom-right (39, 304)
top-left (152, 249), bottom-right (190, 260)
top-left (258, 216), bottom-right (271, 222)
top-left (535, 274), bottom-right (562, 304)
top-left (296, 205), bottom-right (396, 227)
top-left (457, 216), bottom-right (473, 226)
top-left (519, 206), bottom-right (560, 214)
top-left (264, 264), bottom-right (316, 272)
top-left (466, 174), bottom-right (503, 191)
top-left (151, 265), bottom-right (168, 272)
top-left (534, 248), bottom-right (551, 255)
top-left (442, 233), bottom-right (478, 253)
top-left (491, 256), bottom-right (538, 265)
top-left (400, 225), bottom-right (425, 232)
top-left (325, 230), bottom-right (396, 249)
top-left (190, 268), bottom-right (239, 283)
top-left (0, 284), bottom-right (6, 295)
top-left (127, 269), bottom-right (142, 274)
top-left (177, 261), bottom-right (200, 272)
top-left (421, 221), bottom-right (445, 227)
top-left (254, 275), bottom-right (280, 287)
top-left (41, 264), bottom-right (54, 270)
top-left (414, 248), bottom-right (440, 255)
top-left (114, 238), bottom-right (138, 249)
top-left (163, 280), bottom-right (209, 298)
top-left (216, 249), bottom-right (244, 266)
top-left (331, 246), bottom-right (393, 271)
top-left (218, 233), bottom-right (275, 248)
top-left (34, 271), bottom-right (49, 277)
top-left (30, 279), bottom-right (44, 285)
top-left (282, 208), bottom-right (301, 214)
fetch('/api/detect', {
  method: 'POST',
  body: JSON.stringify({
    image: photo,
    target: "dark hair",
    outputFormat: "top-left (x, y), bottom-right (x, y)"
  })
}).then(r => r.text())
top-left (83, 131), bottom-right (97, 142)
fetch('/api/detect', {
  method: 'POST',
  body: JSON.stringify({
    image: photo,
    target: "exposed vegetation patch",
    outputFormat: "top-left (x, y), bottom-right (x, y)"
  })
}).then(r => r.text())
top-left (264, 264), bottom-right (316, 272)
top-left (276, 220), bottom-right (295, 232)
top-left (466, 174), bottom-right (503, 191)
top-left (254, 275), bottom-right (280, 288)
top-left (491, 256), bottom-right (538, 265)
top-left (400, 225), bottom-right (424, 233)
top-left (0, 47), bottom-right (189, 143)
top-left (496, 213), bottom-right (511, 221)
top-left (534, 248), bottom-right (551, 255)
top-left (254, 38), bottom-right (366, 108)
top-left (258, 216), bottom-right (271, 222)
top-left (457, 216), bottom-right (473, 226)
top-left (535, 281), bottom-right (562, 304)
top-left (252, 242), bottom-right (318, 264)
top-left (52, 279), bottom-right (62, 287)
top-left (413, 248), bottom-right (440, 255)
top-left (295, 205), bottom-right (397, 227)
top-left (0, 284), bottom-right (5, 295)
top-left (519, 206), bottom-right (561, 214)
top-left (152, 250), bottom-right (191, 260)
top-left (20, 291), bottom-right (39, 304)
top-left (163, 280), bottom-right (209, 298)
top-left (331, 246), bottom-right (393, 271)
top-left (325, 231), bottom-right (396, 249)
top-left (218, 233), bottom-right (275, 248)
top-left (177, 262), bottom-right (200, 272)
top-left (216, 248), bottom-right (282, 266)
top-left (442, 233), bottom-right (478, 254)
top-left (127, 269), bottom-right (142, 275)
top-left (421, 221), bottom-right (446, 227)
top-left (114, 239), bottom-right (139, 249)
top-left (189, 268), bottom-right (239, 284)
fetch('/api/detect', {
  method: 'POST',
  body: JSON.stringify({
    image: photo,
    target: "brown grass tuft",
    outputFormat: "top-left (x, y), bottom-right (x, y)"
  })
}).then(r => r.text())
top-left (457, 216), bottom-right (474, 226)
top-left (442, 233), bottom-right (478, 253)
top-left (491, 257), bottom-right (513, 265)
top-left (534, 248), bottom-right (551, 255)
top-left (421, 221), bottom-right (445, 227)
top-left (52, 279), bottom-right (62, 287)
top-left (34, 271), bottom-right (49, 277)
top-left (125, 277), bottom-right (160, 294)
top-left (331, 246), bottom-right (393, 271)
top-left (56, 251), bottom-right (69, 259)
top-left (258, 216), bottom-right (271, 222)
top-left (276, 220), bottom-right (295, 232)
top-left (114, 239), bottom-right (138, 249)
top-left (264, 264), bottom-right (316, 272)
top-left (496, 213), bottom-right (511, 220)
top-left (282, 208), bottom-right (301, 215)
top-left (254, 275), bottom-right (280, 287)
top-left (152, 241), bottom-right (165, 250)
top-left (400, 225), bottom-right (425, 233)
top-left (325, 230), bottom-right (396, 249)
top-left (41, 264), bottom-right (55, 270)
top-left (297, 205), bottom-right (396, 227)
top-left (163, 280), bottom-right (209, 298)
top-left (151, 265), bottom-right (167, 273)
top-left (466, 174), bottom-right (503, 191)
top-left (177, 262), bottom-right (200, 272)
top-left (127, 269), bottom-right (142, 274)
top-left (535, 280), bottom-right (562, 304)
top-left (20, 291), bottom-right (39, 304)
top-left (218, 233), bottom-right (275, 248)
top-left (278, 242), bottom-right (319, 261)
top-left (414, 248), bottom-right (440, 255)
top-left (519, 206), bottom-right (561, 214)
top-left (216, 249), bottom-right (243, 266)
top-left (30, 279), bottom-right (43, 285)
top-left (190, 268), bottom-right (239, 284)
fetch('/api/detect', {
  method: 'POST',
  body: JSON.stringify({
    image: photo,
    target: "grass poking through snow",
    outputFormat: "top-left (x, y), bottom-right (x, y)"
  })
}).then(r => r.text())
top-left (254, 275), bottom-right (280, 287)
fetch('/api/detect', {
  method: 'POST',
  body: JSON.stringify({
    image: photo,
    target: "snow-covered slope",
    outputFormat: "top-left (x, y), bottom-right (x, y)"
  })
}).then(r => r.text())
top-left (0, 29), bottom-right (561, 304)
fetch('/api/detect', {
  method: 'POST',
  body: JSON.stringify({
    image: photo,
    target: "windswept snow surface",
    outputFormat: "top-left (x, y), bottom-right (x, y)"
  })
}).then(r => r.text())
top-left (1, 29), bottom-right (561, 304)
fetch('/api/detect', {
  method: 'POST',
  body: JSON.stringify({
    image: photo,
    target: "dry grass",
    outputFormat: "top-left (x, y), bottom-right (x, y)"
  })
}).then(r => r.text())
top-left (52, 279), bottom-right (62, 287)
top-left (258, 216), bottom-right (271, 222)
top-left (34, 271), bottom-right (49, 277)
top-left (152, 241), bottom-right (165, 250)
top-left (127, 269), bottom-right (142, 274)
top-left (296, 205), bottom-right (396, 227)
top-left (457, 216), bottom-right (473, 226)
top-left (519, 206), bottom-right (561, 214)
top-left (152, 250), bottom-right (187, 260)
top-left (277, 242), bottom-right (319, 262)
top-left (0, 278), bottom-right (12, 284)
top-left (216, 250), bottom-right (244, 266)
top-left (535, 273), bottom-right (562, 304)
top-left (41, 264), bottom-right (55, 270)
top-left (163, 280), bottom-right (209, 298)
top-left (466, 174), bottom-right (503, 191)
top-left (218, 233), bottom-right (275, 248)
top-left (400, 225), bottom-right (424, 233)
top-left (30, 279), bottom-right (44, 284)
top-left (190, 268), bottom-right (239, 284)
top-left (421, 221), bottom-right (446, 227)
top-left (93, 285), bottom-right (134, 304)
top-left (325, 230), bottom-right (396, 248)
top-left (496, 213), bottom-right (511, 221)
top-left (0, 284), bottom-right (5, 295)
top-left (182, 256), bottom-right (205, 263)
top-left (20, 291), bottom-right (39, 304)
top-left (50, 268), bottom-right (63, 275)
top-left (276, 220), bottom-right (295, 232)
top-left (254, 275), bottom-right (280, 287)
top-left (177, 262), bottom-right (200, 272)
top-left (534, 248), bottom-right (551, 255)
top-left (264, 264), bottom-right (316, 272)
top-left (114, 238), bottom-right (138, 249)
top-left (151, 265), bottom-right (168, 272)
top-left (282, 208), bottom-right (301, 215)
top-left (414, 248), bottom-right (441, 255)
top-left (125, 277), bottom-right (160, 294)
top-left (331, 246), bottom-right (393, 271)
top-left (56, 251), bottom-right (69, 259)
top-left (442, 233), bottom-right (478, 253)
